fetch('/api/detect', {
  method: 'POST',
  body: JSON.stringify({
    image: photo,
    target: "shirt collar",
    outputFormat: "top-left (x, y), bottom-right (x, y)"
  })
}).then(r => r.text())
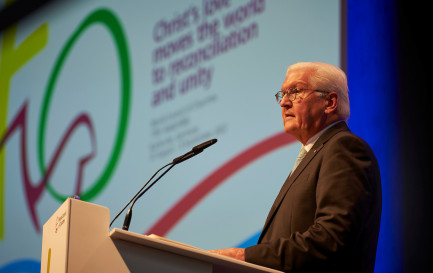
top-left (302, 121), bottom-right (345, 152)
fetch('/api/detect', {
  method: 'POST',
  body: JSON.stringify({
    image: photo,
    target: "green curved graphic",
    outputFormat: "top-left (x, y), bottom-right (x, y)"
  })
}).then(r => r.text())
top-left (37, 8), bottom-right (131, 202)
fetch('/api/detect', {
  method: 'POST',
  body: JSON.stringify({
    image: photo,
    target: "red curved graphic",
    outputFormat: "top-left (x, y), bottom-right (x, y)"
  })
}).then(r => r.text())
top-left (0, 101), bottom-right (96, 231)
top-left (145, 132), bottom-right (297, 236)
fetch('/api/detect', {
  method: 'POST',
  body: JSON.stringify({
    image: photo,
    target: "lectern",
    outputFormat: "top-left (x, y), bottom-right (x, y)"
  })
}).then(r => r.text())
top-left (40, 198), bottom-right (283, 273)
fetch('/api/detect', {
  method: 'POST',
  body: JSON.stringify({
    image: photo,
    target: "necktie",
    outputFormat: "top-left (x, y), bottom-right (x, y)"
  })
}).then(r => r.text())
top-left (291, 146), bottom-right (307, 174)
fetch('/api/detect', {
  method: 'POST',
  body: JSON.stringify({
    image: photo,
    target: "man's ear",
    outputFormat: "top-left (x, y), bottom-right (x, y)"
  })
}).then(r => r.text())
top-left (324, 92), bottom-right (338, 114)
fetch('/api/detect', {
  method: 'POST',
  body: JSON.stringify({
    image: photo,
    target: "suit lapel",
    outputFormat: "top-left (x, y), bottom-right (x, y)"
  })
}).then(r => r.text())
top-left (258, 122), bottom-right (350, 243)
top-left (257, 144), bottom-right (323, 243)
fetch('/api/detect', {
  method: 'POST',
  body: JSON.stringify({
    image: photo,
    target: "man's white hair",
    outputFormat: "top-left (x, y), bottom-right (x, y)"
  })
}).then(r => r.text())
top-left (287, 62), bottom-right (350, 120)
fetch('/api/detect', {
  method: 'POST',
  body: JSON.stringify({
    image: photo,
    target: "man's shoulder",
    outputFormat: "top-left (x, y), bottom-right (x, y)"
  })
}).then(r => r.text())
top-left (324, 127), bottom-right (378, 162)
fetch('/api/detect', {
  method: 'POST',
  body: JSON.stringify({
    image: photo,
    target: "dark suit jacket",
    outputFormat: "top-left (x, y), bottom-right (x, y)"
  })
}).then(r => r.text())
top-left (245, 122), bottom-right (382, 273)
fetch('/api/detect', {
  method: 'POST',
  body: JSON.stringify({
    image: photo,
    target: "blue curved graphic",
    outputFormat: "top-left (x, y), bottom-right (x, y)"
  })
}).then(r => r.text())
top-left (0, 259), bottom-right (40, 273)
top-left (236, 230), bottom-right (261, 248)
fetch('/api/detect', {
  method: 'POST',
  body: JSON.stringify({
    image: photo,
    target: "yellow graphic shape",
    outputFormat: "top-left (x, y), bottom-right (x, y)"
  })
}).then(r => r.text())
top-left (47, 248), bottom-right (51, 273)
top-left (0, 0), bottom-right (48, 239)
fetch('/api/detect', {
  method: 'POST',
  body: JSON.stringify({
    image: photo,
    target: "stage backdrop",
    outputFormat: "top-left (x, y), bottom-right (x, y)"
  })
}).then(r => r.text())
top-left (0, 0), bottom-right (342, 271)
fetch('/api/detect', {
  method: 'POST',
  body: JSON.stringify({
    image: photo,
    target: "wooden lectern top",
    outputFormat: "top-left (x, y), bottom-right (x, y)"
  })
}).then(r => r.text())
top-left (41, 198), bottom-right (283, 273)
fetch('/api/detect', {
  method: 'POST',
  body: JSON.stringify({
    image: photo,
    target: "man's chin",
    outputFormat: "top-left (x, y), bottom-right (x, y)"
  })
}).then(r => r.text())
top-left (283, 124), bottom-right (301, 137)
top-left (283, 125), bottom-right (296, 134)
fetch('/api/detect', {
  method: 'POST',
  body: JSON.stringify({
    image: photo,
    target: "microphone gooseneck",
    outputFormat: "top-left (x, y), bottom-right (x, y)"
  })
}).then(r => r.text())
top-left (110, 138), bottom-right (218, 231)
top-left (122, 163), bottom-right (176, 230)
top-left (110, 162), bottom-right (172, 228)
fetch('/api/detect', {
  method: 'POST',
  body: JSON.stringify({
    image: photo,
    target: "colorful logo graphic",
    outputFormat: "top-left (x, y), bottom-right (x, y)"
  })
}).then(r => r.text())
top-left (0, 8), bottom-right (131, 236)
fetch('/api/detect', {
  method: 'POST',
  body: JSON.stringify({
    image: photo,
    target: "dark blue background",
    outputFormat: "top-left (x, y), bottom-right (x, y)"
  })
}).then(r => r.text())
top-left (348, 0), bottom-right (432, 272)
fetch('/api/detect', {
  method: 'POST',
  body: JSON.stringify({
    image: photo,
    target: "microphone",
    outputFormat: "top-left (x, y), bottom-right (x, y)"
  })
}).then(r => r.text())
top-left (173, 139), bottom-right (217, 164)
top-left (110, 139), bottom-right (218, 230)
top-left (192, 138), bottom-right (217, 152)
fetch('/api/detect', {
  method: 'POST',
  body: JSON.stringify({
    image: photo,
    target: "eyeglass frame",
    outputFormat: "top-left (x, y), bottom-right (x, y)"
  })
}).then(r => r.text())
top-left (275, 88), bottom-right (331, 103)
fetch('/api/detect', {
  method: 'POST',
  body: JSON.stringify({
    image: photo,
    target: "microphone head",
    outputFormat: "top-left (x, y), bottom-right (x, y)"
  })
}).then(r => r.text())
top-left (173, 139), bottom-right (218, 164)
top-left (192, 138), bottom-right (217, 152)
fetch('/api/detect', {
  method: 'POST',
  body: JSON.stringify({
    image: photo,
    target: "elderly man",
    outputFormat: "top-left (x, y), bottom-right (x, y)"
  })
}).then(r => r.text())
top-left (210, 62), bottom-right (381, 273)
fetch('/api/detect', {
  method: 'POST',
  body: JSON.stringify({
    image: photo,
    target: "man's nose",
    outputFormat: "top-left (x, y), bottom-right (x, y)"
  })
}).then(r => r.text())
top-left (279, 94), bottom-right (292, 107)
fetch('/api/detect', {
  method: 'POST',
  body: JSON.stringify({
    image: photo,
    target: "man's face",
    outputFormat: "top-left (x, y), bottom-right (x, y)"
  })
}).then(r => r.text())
top-left (280, 69), bottom-right (327, 144)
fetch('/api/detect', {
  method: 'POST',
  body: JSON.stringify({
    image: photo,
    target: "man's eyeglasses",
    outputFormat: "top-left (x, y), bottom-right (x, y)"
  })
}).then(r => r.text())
top-left (275, 88), bottom-right (330, 104)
